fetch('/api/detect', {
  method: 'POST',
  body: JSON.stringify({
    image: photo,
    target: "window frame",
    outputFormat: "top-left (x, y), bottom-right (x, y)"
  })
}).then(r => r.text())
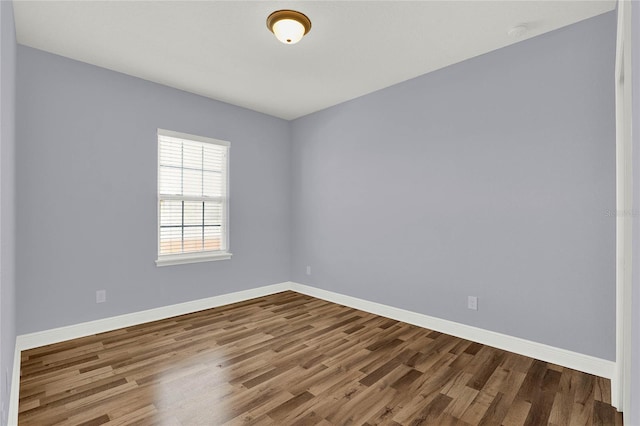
top-left (155, 128), bottom-right (231, 267)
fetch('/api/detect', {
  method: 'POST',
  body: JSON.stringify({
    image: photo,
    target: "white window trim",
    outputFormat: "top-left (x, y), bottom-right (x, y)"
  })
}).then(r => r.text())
top-left (156, 252), bottom-right (232, 267)
top-left (156, 128), bottom-right (232, 266)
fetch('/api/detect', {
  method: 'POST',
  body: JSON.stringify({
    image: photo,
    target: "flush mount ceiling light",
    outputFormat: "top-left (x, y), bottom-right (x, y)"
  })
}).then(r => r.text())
top-left (266, 10), bottom-right (312, 45)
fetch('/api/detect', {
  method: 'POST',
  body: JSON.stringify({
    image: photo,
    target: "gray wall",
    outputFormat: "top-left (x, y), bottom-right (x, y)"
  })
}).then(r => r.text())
top-left (291, 12), bottom-right (616, 360)
top-left (0, 0), bottom-right (16, 423)
top-left (16, 46), bottom-right (291, 334)
top-left (630, 1), bottom-right (639, 424)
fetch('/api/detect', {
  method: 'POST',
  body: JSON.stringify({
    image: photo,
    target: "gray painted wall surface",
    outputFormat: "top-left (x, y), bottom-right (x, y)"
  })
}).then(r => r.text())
top-left (16, 46), bottom-right (291, 334)
top-left (0, 0), bottom-right (16, 423)
top-left (291, 12), bottom-right (616, 360)
top-left (630, 1), bottom-right (639, 424)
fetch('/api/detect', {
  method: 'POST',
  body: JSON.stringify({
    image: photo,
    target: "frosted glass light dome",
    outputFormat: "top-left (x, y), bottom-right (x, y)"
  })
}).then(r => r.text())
top-left (273, 18), bottom-right (306, 44)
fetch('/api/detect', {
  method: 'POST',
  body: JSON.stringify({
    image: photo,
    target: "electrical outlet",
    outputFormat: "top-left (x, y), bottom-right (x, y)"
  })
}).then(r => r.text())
top-left (306, 266), bottom-right (311, 276)
top-left (96, 290), bottom-right (106, 303)
top-left (467, 296), bottom-right (478, 311)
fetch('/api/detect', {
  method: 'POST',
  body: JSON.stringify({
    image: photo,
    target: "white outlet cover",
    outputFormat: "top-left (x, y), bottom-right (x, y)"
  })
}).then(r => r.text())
top-left (467, 296), bottom-right (478, 311)
top-left (96, 290), bottom-right (106, 303)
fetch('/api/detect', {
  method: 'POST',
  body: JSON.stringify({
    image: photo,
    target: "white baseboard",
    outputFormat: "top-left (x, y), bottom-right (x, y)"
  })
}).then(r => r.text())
top-left (7, 280), bottom-right (617, 425)
top-left (288, 282), bottom-right (616, 381)
top-left (16, 282), bottom-right (290, 351)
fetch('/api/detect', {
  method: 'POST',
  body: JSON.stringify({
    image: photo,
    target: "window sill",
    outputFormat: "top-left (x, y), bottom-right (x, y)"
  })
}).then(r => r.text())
top-left (156, 252), bottom-right (232, 267)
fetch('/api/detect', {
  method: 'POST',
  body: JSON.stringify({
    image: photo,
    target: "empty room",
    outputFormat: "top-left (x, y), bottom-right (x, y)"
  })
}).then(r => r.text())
top-left (0, 0), bottom-right (638, 425)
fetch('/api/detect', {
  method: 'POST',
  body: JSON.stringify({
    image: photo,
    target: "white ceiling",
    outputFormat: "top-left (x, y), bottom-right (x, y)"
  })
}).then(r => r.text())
top-left (13, 1), bottom-right (615, 120)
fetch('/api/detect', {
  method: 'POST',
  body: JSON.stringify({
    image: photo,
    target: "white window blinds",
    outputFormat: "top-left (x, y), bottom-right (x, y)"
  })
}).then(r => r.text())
top-left (157, 129), bottom-right (230, 263)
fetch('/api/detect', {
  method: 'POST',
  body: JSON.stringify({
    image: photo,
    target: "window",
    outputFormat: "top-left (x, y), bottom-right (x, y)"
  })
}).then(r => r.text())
top-left (156, 129), bottom-right (231, 266)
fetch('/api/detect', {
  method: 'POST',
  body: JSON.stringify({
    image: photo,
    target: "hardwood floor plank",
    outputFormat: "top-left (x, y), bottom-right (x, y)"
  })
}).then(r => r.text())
top-left (460, 389), bottom-right (495, 424)
top-left (478, 369), bottom-right (527, 426)
top-left (593, 400), bottom-right (616, 426)
top-left (391, 368), bottom-right (423, 391)
top-left (467, 349), bottom-right (505, 391)
top-left (443, 383), bottom-right (479, 419)
top-left (549, 368), bottom-right (576, 425)
top-left (570, 370), bottom-right (596, 426)
top-left (18, 291), bottom-right (620, 426)
top-left (266, 391), bottom-right (315, 421)
top-left (502, 399), bottom-right (533, 426)
top-left (76, 414), bottom-right (110, 426)
top-left (523, 368), bottom-right (562, 426)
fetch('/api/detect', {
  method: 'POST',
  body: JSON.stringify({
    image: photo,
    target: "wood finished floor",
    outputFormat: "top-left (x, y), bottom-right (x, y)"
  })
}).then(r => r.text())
top-left (19, 291), bottom-right (622, 426)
